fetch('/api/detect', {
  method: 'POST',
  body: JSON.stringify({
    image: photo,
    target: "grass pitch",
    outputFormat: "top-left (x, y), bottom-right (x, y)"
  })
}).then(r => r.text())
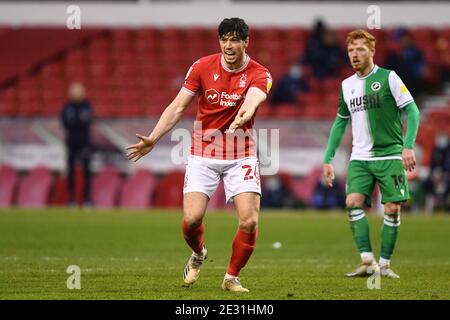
top-left (0, 208), bottom-right (449, 300)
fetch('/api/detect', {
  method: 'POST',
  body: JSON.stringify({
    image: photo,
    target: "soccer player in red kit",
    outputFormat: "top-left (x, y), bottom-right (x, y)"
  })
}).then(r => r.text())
top-left (126, 18), bottom-right (272, 292)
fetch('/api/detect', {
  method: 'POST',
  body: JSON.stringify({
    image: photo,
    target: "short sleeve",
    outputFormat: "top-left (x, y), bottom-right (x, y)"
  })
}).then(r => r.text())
top-left (388, 71), bottom-right (414, 109)
top-left (182, 59), bottom-right (202, 96)
top-left (249, 70), bottom-right (272, 97)
top-left (337, 86), bottom-right (350, 119)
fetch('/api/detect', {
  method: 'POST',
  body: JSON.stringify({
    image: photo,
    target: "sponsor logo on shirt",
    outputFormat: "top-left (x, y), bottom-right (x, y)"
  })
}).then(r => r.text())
top-left (205, 88), bottom-right (220, 104)
top-left (204, 89), bottom-right (244, 107)
top-left (220, 92), bottom-right (244, 107)
top-left (349, 93), bottom-right (380, 113)
top-left (205, 88), bottom-right (245, 107)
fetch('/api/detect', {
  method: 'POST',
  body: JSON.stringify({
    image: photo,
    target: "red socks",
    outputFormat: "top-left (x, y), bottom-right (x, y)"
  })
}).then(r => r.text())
top-left (182, 220), bottom-right (258, 276)
top-left (227, 228), bottom-right (258, 277)
top-left (182, 219), bottom-right (204, 254)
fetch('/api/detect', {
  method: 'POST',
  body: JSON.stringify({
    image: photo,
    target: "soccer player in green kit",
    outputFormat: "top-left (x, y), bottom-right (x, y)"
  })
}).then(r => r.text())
top-left (323, 30), bottom-right (420, 278)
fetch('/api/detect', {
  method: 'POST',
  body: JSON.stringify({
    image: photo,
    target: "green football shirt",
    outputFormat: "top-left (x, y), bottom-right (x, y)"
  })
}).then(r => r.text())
top-left (338, 65), bottom-right (414, 160)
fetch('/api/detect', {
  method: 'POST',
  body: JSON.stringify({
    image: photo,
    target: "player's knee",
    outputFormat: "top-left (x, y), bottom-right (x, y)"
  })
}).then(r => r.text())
top-left (345, 197), bottom-right (364, 209)
top-left (239, 216), bottom-right (258, 233)
top-left (384, 202), bottom-right (401, 214)
top-left (183, 212), bottom-right (203, 228)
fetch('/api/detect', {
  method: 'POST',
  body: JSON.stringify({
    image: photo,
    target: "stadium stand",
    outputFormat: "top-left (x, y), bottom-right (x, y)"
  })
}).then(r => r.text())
top-left (119, 169), bottom-right (157, 209)
top-left (293, 166), bottom-right (323, 206)
top-left (92, 165), bottom-right (122, 208)
top-left (153, 170), bottom-right (184, 208)
top-left (16, 166), bottom-right (53, 208)
top-left (0, 25), bottom-right (448, 209)
top-left (50, 165), bottom-right (87, 207)
top-left (0, 164), bottom-right (18, 207)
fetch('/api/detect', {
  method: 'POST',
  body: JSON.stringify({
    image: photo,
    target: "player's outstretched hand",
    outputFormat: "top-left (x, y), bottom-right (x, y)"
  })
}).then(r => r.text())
top-left (402, 148), bottom-right (416, 172)
top-left (227, 109), bottom-right (250, 133)
top-left (126, 134), bottom-right (155, 162)
top-left (322, 163), bottom-right (335, 188)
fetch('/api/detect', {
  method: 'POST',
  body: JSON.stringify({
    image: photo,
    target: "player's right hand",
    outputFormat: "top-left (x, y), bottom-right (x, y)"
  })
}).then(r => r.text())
top-left (322, 163), bottom-right (335, 188)
top-left (126, 133), bottom-right (155, 162)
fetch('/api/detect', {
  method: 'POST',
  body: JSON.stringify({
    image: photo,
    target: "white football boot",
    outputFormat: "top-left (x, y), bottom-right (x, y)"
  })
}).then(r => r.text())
top-left (221, 277), bottom-right (249, 292)
top-left (182, 247), bottom-right (207, 286)
top-left (345, 259), bottom-right (380, 277)
top-left (380, 264), bottom-right (400, 279)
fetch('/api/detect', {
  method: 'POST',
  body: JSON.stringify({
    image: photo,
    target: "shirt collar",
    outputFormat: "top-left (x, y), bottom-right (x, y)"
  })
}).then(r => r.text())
top-left (357, 64), bottom-right (379, 79)
top-left (221, 54), bottom-right (250, 73)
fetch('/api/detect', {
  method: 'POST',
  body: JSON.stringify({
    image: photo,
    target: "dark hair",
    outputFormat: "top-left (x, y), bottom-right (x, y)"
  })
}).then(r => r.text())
top-left (218, 17), bottom-right (249, 41)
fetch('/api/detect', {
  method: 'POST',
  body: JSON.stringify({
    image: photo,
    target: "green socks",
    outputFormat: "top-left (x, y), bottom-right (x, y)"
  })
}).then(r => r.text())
top-left (347, 207), bottom-right (372, 254)
top-left (347, 208), bottom-right (401, 264)
top-left (380, 213), bottom-right (401, 260)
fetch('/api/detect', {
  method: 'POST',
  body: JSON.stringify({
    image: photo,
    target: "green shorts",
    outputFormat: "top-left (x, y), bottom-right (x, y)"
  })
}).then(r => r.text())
top-left (346, 159), bottom-right (409, 207)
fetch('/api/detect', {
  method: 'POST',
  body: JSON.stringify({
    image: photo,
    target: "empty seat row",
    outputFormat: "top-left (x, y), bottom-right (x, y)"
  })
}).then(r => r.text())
top-left (0, 165), bottom-right (229, 210)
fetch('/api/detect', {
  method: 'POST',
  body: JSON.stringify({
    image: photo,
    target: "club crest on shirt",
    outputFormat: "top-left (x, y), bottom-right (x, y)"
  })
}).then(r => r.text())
top-left (371, 81), bottom-right (381, 91)
top-left (239, 74), bottom-right (247, 88)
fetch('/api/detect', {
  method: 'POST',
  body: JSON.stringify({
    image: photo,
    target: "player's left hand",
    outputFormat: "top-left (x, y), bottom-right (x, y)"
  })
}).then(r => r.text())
top-left (227, 109), bottom-right (251, 133)
top-left (402, 148), bottom-right (416, 172)
top-left (126, 134), bottom-right (155, 162)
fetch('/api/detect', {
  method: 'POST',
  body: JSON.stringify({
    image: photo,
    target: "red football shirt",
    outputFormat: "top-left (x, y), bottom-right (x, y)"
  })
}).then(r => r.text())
top-left (182, 53), bottom-right (272, 160)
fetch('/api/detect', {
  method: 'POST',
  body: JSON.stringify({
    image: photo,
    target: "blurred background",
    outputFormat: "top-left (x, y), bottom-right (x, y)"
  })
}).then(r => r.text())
top-left (0, 0), bottom-right (448, 213)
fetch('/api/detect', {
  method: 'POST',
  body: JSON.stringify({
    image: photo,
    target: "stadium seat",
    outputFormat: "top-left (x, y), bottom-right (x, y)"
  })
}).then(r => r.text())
top-left (49, 165), bottom-right (89, 206)
top-left (16, 166), bottom-right (53, 208)
top-left (0, 165), bottom-right (18, 207)
top-left (49, 174), bottom-right (69, 206)
top-left (0, 26), bottom-right (449, 119)
top-left (0, 87), bottom-right (17, 116)
top-left (273, 104), bottom-right (302, 119)
top-left (92, 166), bottom-right (122, 209)
top-left (292, 166), bottom-right (323, 206)
top-left (119, 169), bottom-right (157, 209)
top-left (153, 170), bottom-right (184, 208)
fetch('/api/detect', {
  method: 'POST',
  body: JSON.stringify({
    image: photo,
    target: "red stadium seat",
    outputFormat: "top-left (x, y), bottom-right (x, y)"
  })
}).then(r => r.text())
top-left (292, 166), bottom-right (322, 206)
top-left (119, 169), bottom-right (157, 209)
top-left (0, 165), bottom-right (18, 207)
top-left (17, 166), bottom-right (53, 208)
top-left (153, 170), bottom-right (184, 208)
top-left (1, 26), bottom-right (448, 120)
top-left (92, 166), bottom-right (122, 209)
top-left (274, 104), bottom-right (302, 119)
top-left (49, 165), bottom-right (88, 206)
top-left (0, 87), bottom-right (17, 116)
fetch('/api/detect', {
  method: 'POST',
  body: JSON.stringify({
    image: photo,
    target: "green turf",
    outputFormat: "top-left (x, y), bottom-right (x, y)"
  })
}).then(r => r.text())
top-left (0, 208), bottom-right (449, 300)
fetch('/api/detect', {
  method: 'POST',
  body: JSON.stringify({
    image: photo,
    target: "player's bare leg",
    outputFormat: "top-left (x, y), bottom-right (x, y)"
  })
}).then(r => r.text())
top-left (345, 193), bottom-right (379, 277)
top-left (379, 202), bottom-right (401, 278)
top-left (222, 192), bottom-right (260, 292)
top-left (182, 192), bottom-right (209, 286)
